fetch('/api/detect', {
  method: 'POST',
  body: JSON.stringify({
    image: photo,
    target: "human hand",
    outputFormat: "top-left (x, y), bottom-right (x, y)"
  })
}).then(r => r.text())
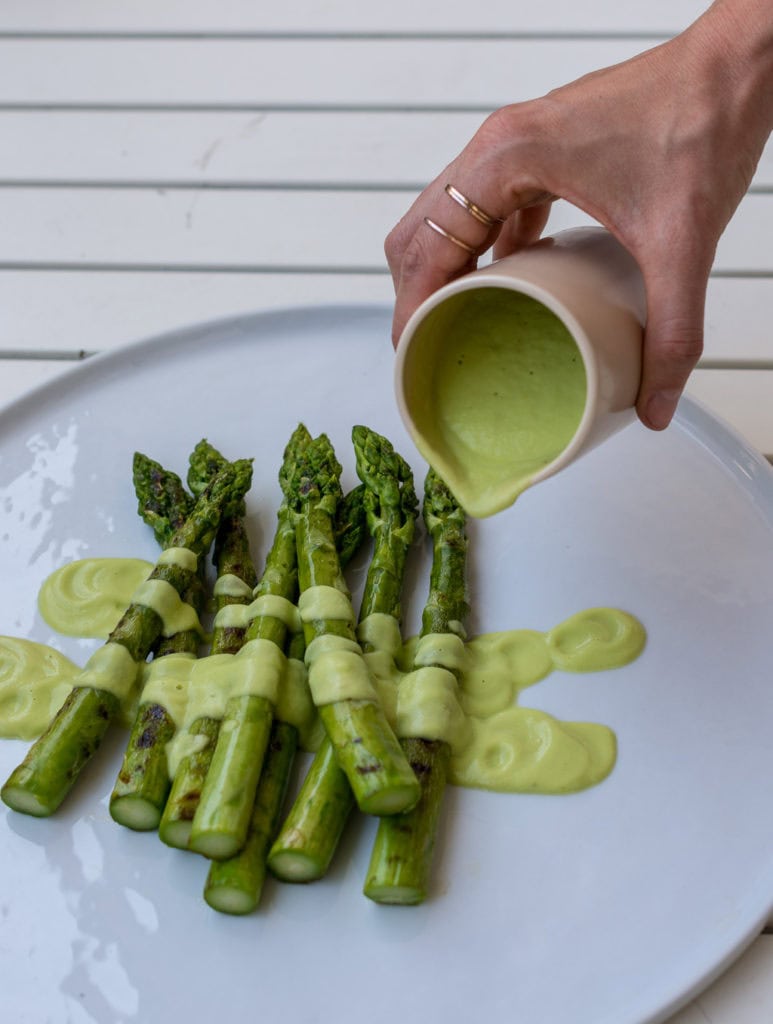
top-left (385, 0), bottom-right (773, 430)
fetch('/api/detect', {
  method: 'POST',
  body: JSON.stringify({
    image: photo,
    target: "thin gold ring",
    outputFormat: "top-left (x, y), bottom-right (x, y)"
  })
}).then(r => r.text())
top-left (423, 217), bottom-right (477, 256)
top-left (445, 183), bottom-right (502, 227)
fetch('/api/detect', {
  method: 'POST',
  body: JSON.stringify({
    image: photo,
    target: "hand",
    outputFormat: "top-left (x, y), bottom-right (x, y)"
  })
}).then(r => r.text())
top-left (385, 0), bottom-right (773, 430)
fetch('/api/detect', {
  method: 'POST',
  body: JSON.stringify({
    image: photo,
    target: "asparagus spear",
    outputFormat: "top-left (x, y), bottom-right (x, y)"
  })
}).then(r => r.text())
top-left (203, 475), bottom-right (370, 910)
top-left (109, 452), bottom-right (207, 831)
top-left (1, 459), bottom-right (253, 818)
top-left (202, 629), bottom-right (303, 914)
top-left (149, 441), bottom-right (257, 848)
top-left (158, 508), bottom-right (259, 848)
top-left (185, 428), bottom-right (310, 860)
top-left (286, 426), bottom-right (419, 818)
top-left (363, 468), bottom-right (469, 905)
top-left (129, 449), bottom-right (196, 548)
top-left (269, 425), bottom-right (418, 881)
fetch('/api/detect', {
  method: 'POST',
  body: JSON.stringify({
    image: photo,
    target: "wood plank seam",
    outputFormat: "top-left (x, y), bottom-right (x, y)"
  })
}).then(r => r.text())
top-left (0, 30), bottom-right (676, 42)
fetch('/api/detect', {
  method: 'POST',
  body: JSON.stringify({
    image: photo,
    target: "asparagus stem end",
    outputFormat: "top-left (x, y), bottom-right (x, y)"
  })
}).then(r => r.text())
top-left (109, 795), bottom-right (162, 832)
top-left (0, 783), bottom-right (51, 817)
top-left (158, 819), bottom-right (193, 851)
top-left (268, 848), bottom-right (325, 883)
top-left (204, 885), bottom-right (258, 916)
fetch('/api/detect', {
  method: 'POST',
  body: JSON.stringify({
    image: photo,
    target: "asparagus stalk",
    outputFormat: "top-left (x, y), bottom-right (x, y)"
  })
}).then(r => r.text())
top-left (286, 428), bottom-right (417, 815)
top-left (291, 429), bottom-right (418, 816)
top-left (158, 506), bottom-right (258, 849)
top-left (269, 425), bottom-right (418, 881)
top-left (204, 717), bottom-right (298, 912)
top-left (202, 629), bottom-right (303, 914)
top-left (154, 441), bottom-right (257, 848)
top-left (109, 452), bottom-right (207, 831)
top-left (0, 459), bottom-right (252, 817)
top-left (185, 428), bottom-right (311, 860)
top-left (363, 468), bottom-right (468, 905)
top-left (204, 476), bottom-right (370, 909)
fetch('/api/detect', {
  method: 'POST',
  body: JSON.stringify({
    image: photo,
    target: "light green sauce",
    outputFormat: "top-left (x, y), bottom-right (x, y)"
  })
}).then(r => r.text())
top-left (362, 606), bottom-right (645, 794)
top-left (7, 558), bottom-right (647, 797)
top-left (545, 608), bottom-right (646, 672)
top-left (213, 573), bottom-right (255, 600)
top-left (38, 557), bottom-right (153, 638)
top-left (403, 288), bottom-right (587, 517)
top-left (305, 634), bottom-right (378, 705)
top-left (452, 709), bottom-right (616, 794)
top-left (79, 643), bottom-right (141, 703)
top-left (448, 624), bottom-right (632, 793)
top-left (298, 585), bottom-right (355, 625)
top-left (0, 636), bottom-right (77, 739)
top-left (396, 666), bottom-right (472, 751)
top-left (213, 594), bottom-right (301, 632)
top-left (138, 642), bottom-right (300, 778)
top-left (130, 579), bottom-right (203, 638)
top-left (156, 547), bottom-right (199, 573)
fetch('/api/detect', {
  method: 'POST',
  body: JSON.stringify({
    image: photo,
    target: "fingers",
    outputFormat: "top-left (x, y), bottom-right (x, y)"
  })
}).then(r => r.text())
top-left (636, 259), bottom-right (709, 430)
top-left (492, 201), bottom-right (554, 260)
top-left (386, 180), bottom-right (503, 346)
top-left (385, 102), bottom-right (562, 346)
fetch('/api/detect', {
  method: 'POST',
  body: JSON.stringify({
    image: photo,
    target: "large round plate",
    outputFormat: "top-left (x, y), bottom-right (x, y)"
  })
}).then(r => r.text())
top-left (1, 306), bottom-right (772, 1024)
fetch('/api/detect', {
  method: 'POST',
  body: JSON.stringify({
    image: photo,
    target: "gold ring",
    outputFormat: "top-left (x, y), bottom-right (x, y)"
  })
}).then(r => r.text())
top-left (445, 184), bottom-right (502, 227)
top-left (423, 217), bottom-right (477, 256)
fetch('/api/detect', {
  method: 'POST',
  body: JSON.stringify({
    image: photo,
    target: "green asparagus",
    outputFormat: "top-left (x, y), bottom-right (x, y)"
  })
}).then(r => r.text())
top-left (204, 468), bottom-right (370, 909)
top-left (185, 428), bottom-right (310, 860)
top-left (152, 440), bottom-right (252, 845)
top-left (158, 507), bottom-right (259, 848)
top-left (363, 468), bottom-right (468, 905)
top-left (269, 425), bottom-right (419, 881)
top-left (155, 440), bottom-right (255, 847)
top-left (286, 425), bottom-right (419, 819)
top-left (109, 452), bottom-right (207, 831)
top-left (202, 629), bottom-right (303, 913)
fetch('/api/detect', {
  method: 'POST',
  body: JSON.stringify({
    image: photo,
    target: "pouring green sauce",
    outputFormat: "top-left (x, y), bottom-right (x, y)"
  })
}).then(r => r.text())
top-left (398, 287), bottom-right (587, 517)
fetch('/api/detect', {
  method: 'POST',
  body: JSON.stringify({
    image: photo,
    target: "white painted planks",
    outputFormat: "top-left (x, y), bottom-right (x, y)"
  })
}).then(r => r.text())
top-left (2, 110), bottom-right (771, 189)
top-left (0, 273), bottom-right (770, 364)
top-left (0, 187), bottom-right (771, 272)
top-left (0, 37), bottom-right (662, 108)
top-left (0, 0), bottom-right (707, 35)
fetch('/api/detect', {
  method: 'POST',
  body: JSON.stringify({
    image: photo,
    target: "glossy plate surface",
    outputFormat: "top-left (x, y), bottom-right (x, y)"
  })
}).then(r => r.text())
top-left (1, 306), bottom-right (772, 1024)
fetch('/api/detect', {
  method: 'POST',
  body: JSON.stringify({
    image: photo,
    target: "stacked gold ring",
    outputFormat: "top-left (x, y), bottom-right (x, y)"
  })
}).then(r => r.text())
top-left (444, 183), bottom-right (502, 227)
top-left (423, 217), bottom-right (477, 255)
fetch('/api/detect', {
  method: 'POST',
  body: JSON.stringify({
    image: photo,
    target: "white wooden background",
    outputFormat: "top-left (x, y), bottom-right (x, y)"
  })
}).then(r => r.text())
top-left (0, 3), bottom-right (771, 1020)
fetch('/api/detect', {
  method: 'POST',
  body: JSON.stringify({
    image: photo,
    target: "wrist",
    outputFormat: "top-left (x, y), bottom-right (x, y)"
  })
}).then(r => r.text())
top-left (685, 0), bottom-right (773, 131)
top-left (695, 2), bottom-right (773, 84)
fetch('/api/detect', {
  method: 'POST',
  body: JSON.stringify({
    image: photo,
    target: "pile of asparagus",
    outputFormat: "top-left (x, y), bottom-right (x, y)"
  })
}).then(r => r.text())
top-left (1, 423), bottom-right (469, 912)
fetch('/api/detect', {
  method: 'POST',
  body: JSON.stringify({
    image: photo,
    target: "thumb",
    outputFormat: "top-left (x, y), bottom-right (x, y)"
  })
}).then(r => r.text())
top-left (636, 261), bottom-right (708, 431)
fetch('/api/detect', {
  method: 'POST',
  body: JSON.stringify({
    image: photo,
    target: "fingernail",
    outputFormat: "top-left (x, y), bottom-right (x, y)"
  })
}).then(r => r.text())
top-left (643, 390), bottom-right (681, 431)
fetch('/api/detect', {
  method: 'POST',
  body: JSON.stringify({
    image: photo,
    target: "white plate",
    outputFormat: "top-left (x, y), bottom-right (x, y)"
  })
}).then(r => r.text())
top-left (1, 305), bottom-right (773, 1024)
